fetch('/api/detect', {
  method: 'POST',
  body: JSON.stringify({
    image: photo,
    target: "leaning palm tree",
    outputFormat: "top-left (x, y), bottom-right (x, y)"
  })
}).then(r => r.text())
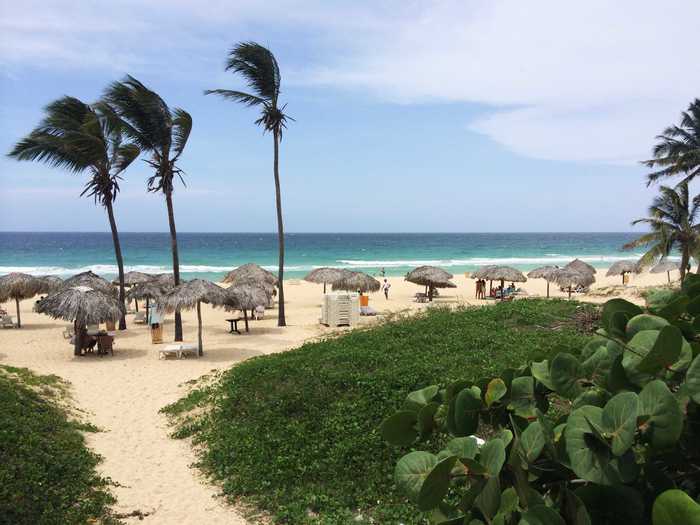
top-left (623, 182), bottom-right (700, 281)
top-left (206, 42), bottom-right (291, 327)
top-left (102, 76), bottom-right (192, 341)
top-left (7, 97), bottom-right (138, 330)
top-left (645, 99), bottom-right (700, 185)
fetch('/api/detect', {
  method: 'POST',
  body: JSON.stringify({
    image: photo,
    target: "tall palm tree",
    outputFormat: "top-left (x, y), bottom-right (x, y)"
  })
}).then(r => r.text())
top-left (8, 97), bottom-right (138, 329)
top-left (102, 76), bottom-right (192, 340)
top-left (205, 42), bottom-right (291, 327)
top-left (645, 99), bottom-right (700, 185)
top-left (623, 182), bottom-right (700, 281)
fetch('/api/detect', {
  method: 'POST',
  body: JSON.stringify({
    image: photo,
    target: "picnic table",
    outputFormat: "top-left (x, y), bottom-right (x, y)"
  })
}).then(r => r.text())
top-left (226, 317), bottom-right (243, 334)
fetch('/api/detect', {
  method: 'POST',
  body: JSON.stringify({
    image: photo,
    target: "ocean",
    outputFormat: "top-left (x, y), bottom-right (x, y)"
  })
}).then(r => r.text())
top-left (0, 232), bottom-right (656, 281)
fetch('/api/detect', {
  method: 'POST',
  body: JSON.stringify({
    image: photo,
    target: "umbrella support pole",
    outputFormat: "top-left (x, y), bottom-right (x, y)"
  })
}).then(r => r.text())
top-left (197, 300), bottom-right (203, 356)
top-left (244, 309), bottom-right (249, 332)
top-left (546, 281), bottom-right (550, 298)
top-left (135, 298), bottom-right (139, 312)
top-left (15, 297), bottom-right (21, 328)
top-left (323, 283), bottom-right (326, 294)
top-left (500, 280), bottom-right (505, 301)
top-left (73, 320), bottom-right (81, 356)
top-left (568, 286), bottom-right (572, 299)
top-left (668, 271), bottom-right (671, 284)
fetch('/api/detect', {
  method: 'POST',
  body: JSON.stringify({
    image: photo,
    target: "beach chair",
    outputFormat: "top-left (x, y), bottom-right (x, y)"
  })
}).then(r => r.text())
top-left (253, 306), bottom-right (265, 320)
top-left (63, 325), bottom-right (74, 339)
top-left (1, 315), bottom-right (16, 328)
top-left (97, 335), bottom-right (114, 356)
top-left (86, 323), bottom-right (99, 335)
top-left (133, 311), bottom-right (147, 324)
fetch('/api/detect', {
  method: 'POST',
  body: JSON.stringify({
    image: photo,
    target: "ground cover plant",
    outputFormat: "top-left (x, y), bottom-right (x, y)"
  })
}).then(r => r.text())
top-left (381, 277), bottom-right (700, 524)
top-left (164, 299), bottom-right (594, 523)
top-left (0, 365), bottom-right (117, 525)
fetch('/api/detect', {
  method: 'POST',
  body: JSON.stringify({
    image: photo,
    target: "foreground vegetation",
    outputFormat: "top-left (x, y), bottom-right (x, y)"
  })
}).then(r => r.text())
top-left (0, 366), bottom-right (117, 525)
top-left (164, 300), bottom-right (594, 523)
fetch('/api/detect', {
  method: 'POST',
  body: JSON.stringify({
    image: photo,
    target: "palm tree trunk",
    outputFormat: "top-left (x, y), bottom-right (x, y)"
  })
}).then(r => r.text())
top-left (165, 190), bottom-right (183, 341)
top-left (105, 199), bottom-right (127, 330)
top-left (197, 300), bottom-right (203, 356)
top-left (680, 248), bottom-right (690, 282)
top-left (15, 296), bottom-right (21, 328)
top-left (546, 281), bottom-right (550, 298)
top-left (273, 129), bottom-right (286, 327)
top-left (74, 320), bottom-right (81, 356)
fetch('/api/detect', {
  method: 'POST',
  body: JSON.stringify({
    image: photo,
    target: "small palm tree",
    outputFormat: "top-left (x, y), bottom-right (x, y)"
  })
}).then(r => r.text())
top-left (645, 99), bottom-right (700, 185)
top-left (102, 76), bottom-right (192, 340)
top-left (8, 97), bottom-right (139, 329)
top-left (624, 182), bottom-right (700, 281)
top-left (206, 42), bottom-right (291, 327)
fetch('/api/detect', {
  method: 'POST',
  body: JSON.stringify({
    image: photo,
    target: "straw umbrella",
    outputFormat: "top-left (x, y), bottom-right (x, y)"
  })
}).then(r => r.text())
top-left (564, 259), bottom-right (597, 276)
top-left (527, 266), bottom-right (559, 298)
top-left (478, 266), bottom-right (527, 301)
top-left (113, 271), bottom-right (155, 311)
top-left (304, 267), bottom-right (351, 293)
top-left (405, 265), bottom-right (456, 301)
top-left (332, 271), bottom-right (381, 293)
top-left (36, 286), bottom-right (123, 355)
top-left (552, 269), bottom-right (595, 299)
top-left (650, 259), bottom-right (680, 284)
top-left (222, 284), bottom-right (272, 332)
top-left (160, 279), bottom-right (227, 356)
top-left (37, 275), bottom-right (63, 295)
top-left (62, 271), bottom-right (115, 296)
top-left (222, 263), bottom-right (278, 287)
top-left (126, 281), bottom-right (171, 323)
top-left (471, 265), bottom-right (499, 294)
top-left (0, 272), bottom-right (44, 328)
top-left (606, 260), bottom-right (641, 285)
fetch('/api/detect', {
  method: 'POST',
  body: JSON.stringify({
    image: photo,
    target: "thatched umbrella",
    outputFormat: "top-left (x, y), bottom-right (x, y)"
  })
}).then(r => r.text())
top-left (527, 266), bottom-right (559, 298)
top-left (0, 272), bottom-right (44, 327)
top-left (112, 271), bottom-right (155, 311)
top-left (650, 259), bottom-right (680, 284)
top-left (36, 286), bottom-right (123, 355)
top-left (221, 284), bottom-right (272, 332)
top-left (160, 279), bottom-right (227, 356)
top-left (304, 267), bottom-right (351, 293)
top-left (62, 271), bottom-right (115, 295)
top-left (477, 266), bottom-right (527, 301)
top-left (405, 266), bottom-right (456, 301)
top-left (564, 259), bottom-right (597, 276)
top-left (222, 263), bottom-right (278, 287)
top-left (332, 271), bottom-right (381, 293)
top-left (37, 275), bottom-right (63, 295)
top-left (126, 281), bottom-right (171, 322)
top-left (606, 260), bottom-right (641, 284)
top-left (471, 265), bottom-right (500, 294)
top-left (552, 269), bottom-right (595, 299)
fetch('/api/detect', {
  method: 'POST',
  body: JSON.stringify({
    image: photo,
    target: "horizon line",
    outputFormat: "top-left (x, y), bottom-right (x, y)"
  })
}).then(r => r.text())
top-left (0, 230), bottom-right (641, 235)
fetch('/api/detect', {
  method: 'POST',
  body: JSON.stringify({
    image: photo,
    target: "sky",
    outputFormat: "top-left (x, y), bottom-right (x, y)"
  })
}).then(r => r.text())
top-left (0, 0), bottom-right (698, 233)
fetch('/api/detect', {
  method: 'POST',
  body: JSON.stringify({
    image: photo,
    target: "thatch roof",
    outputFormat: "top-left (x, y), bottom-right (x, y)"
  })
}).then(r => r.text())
top-left (564, 259), bottom-right (597, 276)
top-left (160, 279), bottom-right (227, 313)
top-left (61, 271), bottom-right (115, 295)
top-left (527, 266), bottom-right (559, 280)
top-left (222, 263), bottom-right (278, 286)
top-left (473, 266), bottom-right (527, 283)
top-left (405, 266), bottom-right (454, 286)
top-left (0, 272), bottom-right (44, 301)
top-left (126, 281), bottom-right (171, 301)
top-left (36, 286), bottom-right (123, 324)
top-left (304, 267), bottom-right (351, 285)
top-left (470, 265), bottom-right (499, 280)
top-left (606, 260), bottom-right (641, 276)
top-left (112, 271), bottom-right (154, 286)
top-left (650, 260), bottom-right (680, 273)
top-left (222, 284), bottom-right (271, 311)
top-left (37, 275), bottom-right (63, 294)
top-left (332, 271), bottom-right (381, 292)
top-left (552, 269), bottom-right (595, 289)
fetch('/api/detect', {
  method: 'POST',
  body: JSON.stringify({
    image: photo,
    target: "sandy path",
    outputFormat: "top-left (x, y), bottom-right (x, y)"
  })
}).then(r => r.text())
top-left (0, 270), bottom-right (673, 523)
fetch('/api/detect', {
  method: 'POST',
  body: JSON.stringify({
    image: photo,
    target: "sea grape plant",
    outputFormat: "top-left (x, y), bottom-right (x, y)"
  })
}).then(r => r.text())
top-left (381, 276), bottom-right (700, 524)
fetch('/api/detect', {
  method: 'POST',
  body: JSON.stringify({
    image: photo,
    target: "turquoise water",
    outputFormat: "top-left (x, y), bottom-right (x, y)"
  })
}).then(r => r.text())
top-left (0, 232), bottom-right (657, 281)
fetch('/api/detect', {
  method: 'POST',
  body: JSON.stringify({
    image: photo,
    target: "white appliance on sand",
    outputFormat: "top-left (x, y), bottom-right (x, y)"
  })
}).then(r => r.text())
top-left (320, 292), bottom-right (360, 327)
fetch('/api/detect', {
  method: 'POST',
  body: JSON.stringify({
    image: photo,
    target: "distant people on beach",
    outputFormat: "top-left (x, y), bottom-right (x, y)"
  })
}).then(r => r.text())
top-left (475, 279), bottom-right (486, 299)
top-left (382, 279), bottom-right (391, 299)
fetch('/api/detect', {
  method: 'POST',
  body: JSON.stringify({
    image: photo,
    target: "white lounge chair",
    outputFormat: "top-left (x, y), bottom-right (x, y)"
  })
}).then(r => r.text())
top-left (158, 343), bottom-right (198, 359)
top-left (1, 315), bottom-right (16, 328)
top-left (133, 311), bottom-right (147, 324)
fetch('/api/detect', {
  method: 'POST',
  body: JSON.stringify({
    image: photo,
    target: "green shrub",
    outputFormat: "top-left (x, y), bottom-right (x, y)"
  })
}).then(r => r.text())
top-left (165, 300), bottom-right (592, 523)
top-left (0, 366), bottom-right (117, 525)
top-left (382, 278), bottom-right (700, 524)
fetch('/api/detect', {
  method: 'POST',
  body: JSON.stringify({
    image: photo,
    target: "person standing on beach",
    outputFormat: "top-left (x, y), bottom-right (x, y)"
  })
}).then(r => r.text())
top-left (382, 279), bottom-right (391, 300)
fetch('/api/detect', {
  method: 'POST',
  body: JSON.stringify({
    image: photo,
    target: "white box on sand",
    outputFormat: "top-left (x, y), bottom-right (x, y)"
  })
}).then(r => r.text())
top-left (320, 292), bottom-right (360, 327)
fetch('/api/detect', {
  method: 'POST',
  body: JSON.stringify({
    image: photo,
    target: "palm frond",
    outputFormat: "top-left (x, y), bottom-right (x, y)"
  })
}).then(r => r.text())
top-left (204, 89), bottom-right (265, 107)
top-left (224, 42), bottom-right (280, 103)
top-left (171, 108), bottom-right (192, 160)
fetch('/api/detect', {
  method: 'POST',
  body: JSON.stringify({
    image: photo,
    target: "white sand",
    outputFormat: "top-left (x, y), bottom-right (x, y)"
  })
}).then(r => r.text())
top-left (0, 268), bottom-right (677, 523)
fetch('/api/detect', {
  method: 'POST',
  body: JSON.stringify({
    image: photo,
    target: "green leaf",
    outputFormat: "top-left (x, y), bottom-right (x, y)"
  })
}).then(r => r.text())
top-left (623, 330), bottom-right (662, 386)
top-left (445, 437), bottom-right (479, 460)
top-left (475, 476), bottom-right (500, 520)
top-left (658, 295), bottom-right (689, 321)
top-left (519, 504), bottom-right (566, 525)
top-left (550, 353), bottom-right (583, 399)
top-left (682, 273), bottom-right (700, 296)
top-left (572, 388), bottom-right (608, 409)
top-left (479, 438), bottom-right (506, 477)
top-left (380, 410), bottom-right (418, 446)
top-left (495, 428), bottom-right (513, 447)
top-left (638, 379), bottom-right (683, 449)
top-left (405, 385), bottom-right (440, 410)
top-left (601, 391), bottom-right (638, 456)
top-left (609, 311), bottom-right (630, 339)
top-left (559, 489), bottom-right (592, 525)
top-left (498, 487), bottom-right (519, 516)
top-left (626, 314), bottom-right (669, 339)
top-left (531, 360), bottom-right (555, 390)
top-left (454, 387), bottom-right (482, 437)
top-left (418, 402), bottom-right (440, 438)
top-left (509, 376), bottom-right (536, 417)
top-left (394, 451), bottom-right (438, 502)
top-left (418, 455), bottom-right (458, 511)
top-left (576, 485), bottom-right (644, 524)
top-left (520, 421), bottom-right (545, 462)
top-left (485, 378), bottom-right (507, 407)
top-left (636, 325), bottom-right (683, 374)
top-left (602, 298), bottom-right (642, 333)
top-left (652, 489), bottom-right (700, 525)
top-left (565, 406), bottom-right (621, 485)
top-left (686, 355), bottom-right (700, 403)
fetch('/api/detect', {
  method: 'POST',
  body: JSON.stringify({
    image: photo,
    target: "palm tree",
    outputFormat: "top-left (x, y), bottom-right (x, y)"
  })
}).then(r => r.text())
top-left (645, 99), bottom-right (700, 185)
top-left (8, 97), bottom-right (138, 329)
top-left (623, 182), bottom-right (700, 281)
top-left (102, 76), bottom-right (192, 340)
top-left (205, 42), bottom-right (291, 327)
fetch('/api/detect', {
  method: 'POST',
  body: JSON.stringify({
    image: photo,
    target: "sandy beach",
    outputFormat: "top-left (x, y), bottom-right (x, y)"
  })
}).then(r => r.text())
top-left (0, 269), bottom-right (677, 523)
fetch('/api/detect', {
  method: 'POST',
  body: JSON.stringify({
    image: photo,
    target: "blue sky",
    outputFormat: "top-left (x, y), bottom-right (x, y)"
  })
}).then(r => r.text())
top-left (1, 0), bottom-right (698, 233)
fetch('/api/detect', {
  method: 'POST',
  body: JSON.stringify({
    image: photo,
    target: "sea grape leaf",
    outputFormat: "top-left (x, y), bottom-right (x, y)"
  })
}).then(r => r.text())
top-left (485, 378), bottom-right (507, 407)
top-left (508, 375), bottom-right (536, 417)
top-left (636, 325), bottom-right (683, 374)
top-left (531, 360), bottom-right (555, 390)
top-left (576, 484), bottom-right (644, 524)
top-left (418, 455), bottom-right (458, 511)
top-left (686, 355), bottom-right (700, 403)
top-left (623, 330), bottom-right (661, 386)
top-left (519, 504), bottom-right (566, 525)
top-left (405, 385), bottom-right (440, 410)
top-left (418, 402), bottom-right (440, 438)
top-left (479, 438), bottom-right (506, 477)
top-left (475, 476), bottom-right (500, 520)
top-left (520, 421), bottom-right (545, 462)
top-left (454, 387), bottom-right (482, 436)
top-left (564, 406), bottom-right (621, 485)
top-left (626, 313), bottom-right (669, 339)
top-left (658, 294), bottom-right (689, 321)
top-left (601, 391), bottom-right (638, 456)
top-left (445, 436), bottom-right (479, 460)
top-left (395, 451), bottom-right (437, 502)
top-left (602, 299), bottom-right (642, 334)
top-left (652, 488), bottom-right (700, 525)
top-left (550, 353), bottom-right (583, 399)
top-left (381, 410), bottom-right (418, 446)
top-left (559, 489), bottom-right (592, 525)
top-left (638, 379), bottom-right (683, 449)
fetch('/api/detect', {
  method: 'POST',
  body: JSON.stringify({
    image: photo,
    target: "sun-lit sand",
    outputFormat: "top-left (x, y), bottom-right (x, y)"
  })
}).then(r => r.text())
top-left (0, 268), bottom-right (678, 523)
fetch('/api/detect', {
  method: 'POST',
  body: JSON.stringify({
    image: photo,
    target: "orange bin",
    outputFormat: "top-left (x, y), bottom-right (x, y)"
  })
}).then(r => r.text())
top-left (359, 295), bottom-right (369, 307)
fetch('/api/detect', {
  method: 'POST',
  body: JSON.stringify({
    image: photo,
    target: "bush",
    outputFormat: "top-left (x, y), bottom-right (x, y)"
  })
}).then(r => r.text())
top-left (165, 300), bottom-right (593, 523)
top-left (0, 366), bottom-right (117, 525)
top-left (381, 278), bottom-right (700, 524)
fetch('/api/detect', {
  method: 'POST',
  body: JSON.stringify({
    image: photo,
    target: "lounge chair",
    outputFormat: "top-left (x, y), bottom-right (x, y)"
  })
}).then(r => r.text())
top-left (63, 325), bottom-right (74, 339)
top-left (158, 343), bottom-right (198, 359)
top-left (253, 306), bottom-right (265, 320)
top-left (360, 306), bottom-right (377, 316)
top-left (133, 311), bottom-right (147, 324)
top-left (1, 315), bottom-right (16, 328)
top-left (97, 335), bottom-right (114, 356)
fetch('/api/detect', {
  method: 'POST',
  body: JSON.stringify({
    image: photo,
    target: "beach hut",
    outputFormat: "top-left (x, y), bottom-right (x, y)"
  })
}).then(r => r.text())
top-left (0, 272), bottom-right (44, 328)
top-left (606, 260), bottom-right (641, 284)
top-left (478, 266), bottom-right (527, 301)
top-left (222, 263), bottom-right (278, 287)
top-left (405, 265), bottom-right (456, 301)
top-left (36, 286), bottom-right (123, 355)
top-left (332, 271), bottom-right (381, 293)
top-left (160, 279), bottom-right (227, 356)
top-left (564, 259), bottom-right (596, 277)
top-left (527, 266), bottom-right (559, 298)
top-left (650, 260), bottom-right (680, 284)
top-left (222, 283), bottom-right (272, 333)
top-left (61, 271), bottom-right (115, 295)
top-left (552, 269), bottom-right (595, 299)
top-left (304, 267), bottom-right (351, 293)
